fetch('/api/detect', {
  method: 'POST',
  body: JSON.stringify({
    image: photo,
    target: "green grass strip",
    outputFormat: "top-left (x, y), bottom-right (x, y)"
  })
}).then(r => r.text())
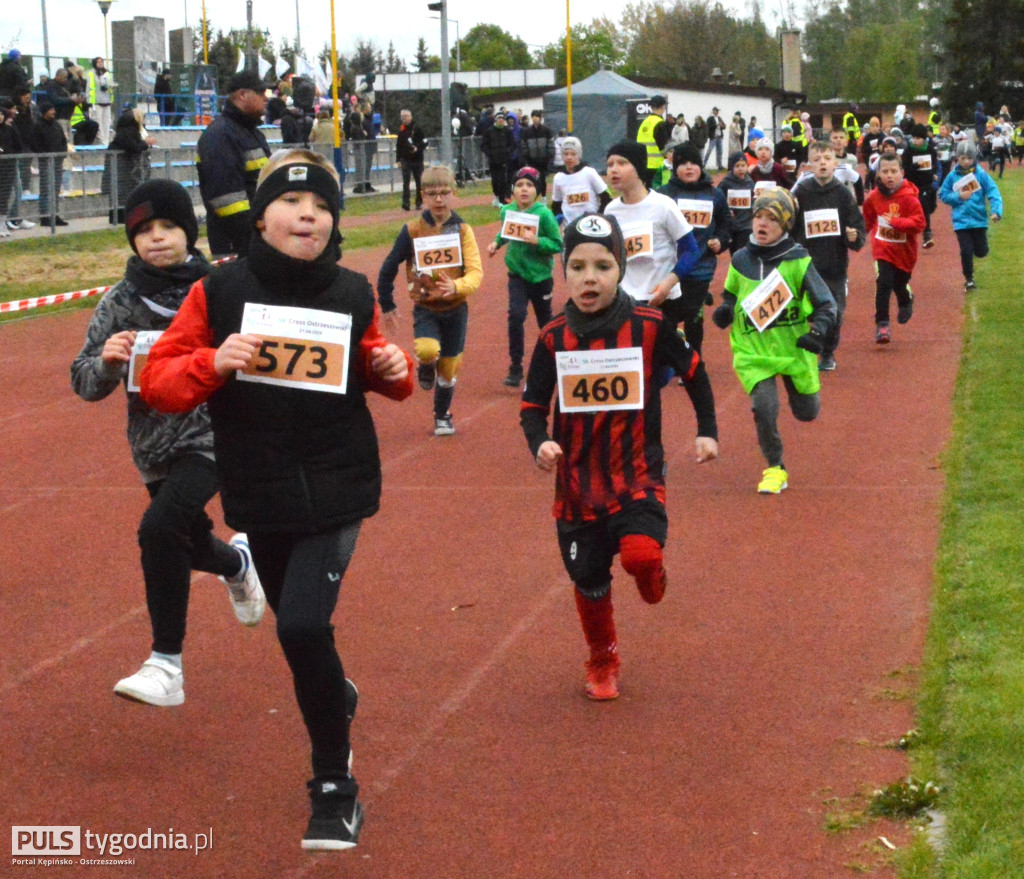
top-left (900, 169), bottom-right (1024, 877)
top-left (0, 184), bottom-right (500, 319)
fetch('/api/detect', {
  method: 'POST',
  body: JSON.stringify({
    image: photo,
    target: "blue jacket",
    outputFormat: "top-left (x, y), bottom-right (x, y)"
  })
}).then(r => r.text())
top-left (657, 171), bottom-right (731, 281)
top-left (939, 162), bottom-right (1003, 230)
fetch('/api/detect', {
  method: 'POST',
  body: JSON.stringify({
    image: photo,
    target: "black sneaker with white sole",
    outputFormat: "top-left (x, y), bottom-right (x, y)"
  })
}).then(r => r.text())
top-left (417, 361), bottom-right (436, 391)
top-left (302, 779), bottom-right (363, 851)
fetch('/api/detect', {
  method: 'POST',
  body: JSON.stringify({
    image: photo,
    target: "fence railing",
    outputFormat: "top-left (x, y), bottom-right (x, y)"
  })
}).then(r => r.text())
top-left (1, 136), bottom-right (490, 229)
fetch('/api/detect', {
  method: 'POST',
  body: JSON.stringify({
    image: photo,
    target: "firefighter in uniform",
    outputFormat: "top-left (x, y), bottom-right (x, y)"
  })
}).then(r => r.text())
top-left (196, 69), bottom-right (271, 257)
top-left (636, 94), bottom-right (670, 189)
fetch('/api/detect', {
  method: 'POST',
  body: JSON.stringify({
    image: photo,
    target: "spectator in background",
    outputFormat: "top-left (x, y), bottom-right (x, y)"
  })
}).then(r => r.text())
top-left (520, 110), bottom-right (555, 198)
top-left (480, 111), bottom-right (515, 205)
top-left (195, 69), bottom-right (270, 256)
top-left (86, 57), bottom-right (115, 145)
top-left (729, 111), bottom-right (745, 155)
top-left (704, 107), bottom-right (726, 170)
top-left (45, 68), bottom-right (82, 140)
top-left (396, 108), bottom-right (426, 211)
top-left (31, 100), bottom-right (69, 226)
top-left (154, 69), bottom-right (178, 126)
top-left (103, 107), bottom-right (154, 224)
top-left (0, 49), bottom-right (29, 100)
top-left (690, 115), bottom-right (708, 155)
top-left (6, 86), bottom-right (38, 231)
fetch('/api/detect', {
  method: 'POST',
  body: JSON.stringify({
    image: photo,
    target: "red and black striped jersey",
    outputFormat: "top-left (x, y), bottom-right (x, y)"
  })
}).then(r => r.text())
top-left (521, 302), bottom-right (716, 523)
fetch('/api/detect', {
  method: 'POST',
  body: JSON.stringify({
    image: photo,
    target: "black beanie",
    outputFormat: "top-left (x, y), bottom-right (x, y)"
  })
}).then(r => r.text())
top-left (562, 213), bottom-right (627, 282)
top-left (124, 179), bottom-right (199, 253)
top-left (911, 123), bottom-right (929, 139)
top-left (672, 141), bottom-right (703, 169)
top-left (250, 162), bottom-right (341, 230)
top-left (606, 140), bottom-right (648, 181)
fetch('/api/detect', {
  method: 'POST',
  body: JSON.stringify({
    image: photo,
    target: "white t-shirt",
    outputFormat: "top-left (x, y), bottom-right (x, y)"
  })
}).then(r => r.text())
top-left (605, 190), bottom-right (693, 302)
top-left (551, 165), bottom-right (608, 224)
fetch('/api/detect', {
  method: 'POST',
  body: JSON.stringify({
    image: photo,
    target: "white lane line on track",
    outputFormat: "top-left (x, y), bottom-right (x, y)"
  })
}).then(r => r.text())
top-left (0, 572), bottom-right (208, 696)
top-left (280, 579), bottom-right (564, 879)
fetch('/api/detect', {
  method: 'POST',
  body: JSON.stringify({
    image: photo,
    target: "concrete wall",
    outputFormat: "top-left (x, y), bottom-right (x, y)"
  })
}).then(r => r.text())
top-left (111, 17), bottom-right (166, 99)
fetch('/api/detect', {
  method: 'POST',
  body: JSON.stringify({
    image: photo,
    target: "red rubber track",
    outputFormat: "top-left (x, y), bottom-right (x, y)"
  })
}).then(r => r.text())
top-left (0, 192), bottom-right (965, 877)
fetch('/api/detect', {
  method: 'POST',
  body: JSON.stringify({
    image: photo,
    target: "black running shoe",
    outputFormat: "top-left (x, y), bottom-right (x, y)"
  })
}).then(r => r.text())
top-left (302, 779), bottom-right (363, 851)
top-left (417, 361), bottom-right (436, 391)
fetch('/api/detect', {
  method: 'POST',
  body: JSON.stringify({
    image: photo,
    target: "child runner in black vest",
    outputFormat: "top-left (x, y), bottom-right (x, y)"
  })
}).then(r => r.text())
top-left (141, 149), bottom-right (414, 852)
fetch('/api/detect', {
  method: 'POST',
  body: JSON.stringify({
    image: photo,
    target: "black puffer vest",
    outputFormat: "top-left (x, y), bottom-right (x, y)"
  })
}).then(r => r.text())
top-left (203, 259), bottom-right (381, 534)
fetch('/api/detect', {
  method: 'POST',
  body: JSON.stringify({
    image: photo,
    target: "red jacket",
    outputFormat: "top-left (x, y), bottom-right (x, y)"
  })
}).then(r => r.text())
top-left (140, 278), bottom-right (413, 414)
top-left (863, 179), bottom-right (926, 273)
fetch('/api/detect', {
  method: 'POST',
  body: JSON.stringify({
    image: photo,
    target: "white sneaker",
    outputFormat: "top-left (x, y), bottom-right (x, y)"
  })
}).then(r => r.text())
top-left (16, 218), bottom-right (35, 229)
top-left (221, 533), bottom-right (266, 626)
top-left (114, 658), bottom-right (184, 707)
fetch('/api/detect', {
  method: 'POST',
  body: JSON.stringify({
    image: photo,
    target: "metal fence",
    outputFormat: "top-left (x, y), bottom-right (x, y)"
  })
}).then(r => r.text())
top-left (1, 136), bottom-right (490, 229)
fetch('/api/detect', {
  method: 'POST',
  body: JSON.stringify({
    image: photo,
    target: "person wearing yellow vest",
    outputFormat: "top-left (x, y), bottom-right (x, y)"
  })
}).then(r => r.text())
top-left (636, 94), bottom-right (670, 188)
top-left (86, 57), bottom-right (115, 145)
top-left (927, 98), bottom-right (941, 135)
top-left (842, 104), bottom-right (861, 145)
top-left (786, 110), bottom-right (809, 165)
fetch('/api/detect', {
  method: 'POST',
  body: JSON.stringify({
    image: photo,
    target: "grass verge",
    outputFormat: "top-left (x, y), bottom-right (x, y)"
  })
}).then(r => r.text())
top-left (899, 169), bottom-right (1024, 876)
top-left (0, 183), bottom-right (500, 319)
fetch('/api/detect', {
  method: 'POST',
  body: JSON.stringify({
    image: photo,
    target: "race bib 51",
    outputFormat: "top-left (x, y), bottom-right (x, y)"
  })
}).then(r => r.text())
top-left (501, 210), bottom-right (540, 242)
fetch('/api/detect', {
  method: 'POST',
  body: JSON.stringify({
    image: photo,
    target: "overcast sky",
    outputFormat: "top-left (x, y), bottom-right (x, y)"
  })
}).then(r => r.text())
top-left (4, 0), bottom-right (755, 71)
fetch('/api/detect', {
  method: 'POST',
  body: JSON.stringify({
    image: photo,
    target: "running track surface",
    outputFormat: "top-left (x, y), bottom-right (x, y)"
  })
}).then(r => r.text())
top-left (1, 197), bottom-right (964, 877)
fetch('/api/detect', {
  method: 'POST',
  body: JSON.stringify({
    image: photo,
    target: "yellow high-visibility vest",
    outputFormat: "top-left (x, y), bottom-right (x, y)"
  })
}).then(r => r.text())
top-left (637, 113), bottom-right (664, 171)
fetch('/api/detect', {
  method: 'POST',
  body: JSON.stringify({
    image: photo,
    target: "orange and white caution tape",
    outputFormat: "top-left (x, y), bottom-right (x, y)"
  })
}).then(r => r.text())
top-left (1, 255), bottom-right (237, 314)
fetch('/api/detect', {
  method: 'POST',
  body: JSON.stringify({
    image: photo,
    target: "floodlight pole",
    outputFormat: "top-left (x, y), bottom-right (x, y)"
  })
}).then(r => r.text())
top-left (428, 0), bottom-right (452, 164)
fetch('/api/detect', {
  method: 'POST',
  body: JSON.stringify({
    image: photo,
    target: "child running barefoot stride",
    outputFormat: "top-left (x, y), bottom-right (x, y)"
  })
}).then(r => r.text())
top-left (71, 179), bottom-right (265, 709)
top-left (521, 214), bottom-right (718, 701)
top-left (141, 149), bottom-right (414, 851)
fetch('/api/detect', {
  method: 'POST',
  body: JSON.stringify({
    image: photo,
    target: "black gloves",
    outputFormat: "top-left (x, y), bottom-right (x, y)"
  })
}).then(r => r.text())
top-left (795, 330), bottom-right (825, 354)
top-left (712, 303), bottom-right (734, 329)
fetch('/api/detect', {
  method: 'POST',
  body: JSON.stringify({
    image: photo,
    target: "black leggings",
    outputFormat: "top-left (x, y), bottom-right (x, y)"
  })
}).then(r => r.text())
top-left (955, 228), bottom-right (989, 281)
top-left (138, 454), bottom-right (241, 655)
top-left (874, 260), bottom-right (913, 324)
top-left (507, 274), bottom-right (553, 370)
top-left (248, 523), bottom-right (361, 782)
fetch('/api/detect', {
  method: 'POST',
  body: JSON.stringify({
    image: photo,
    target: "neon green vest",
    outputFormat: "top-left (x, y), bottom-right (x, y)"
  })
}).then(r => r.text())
top-left (724, 255), bottom-right (819, 395)
top-left (842, 112), bottom-right (860, 141)
top-left (637, 113), bottom-right (664, 171)
top-left (928, 111), bottom-right (940, 135)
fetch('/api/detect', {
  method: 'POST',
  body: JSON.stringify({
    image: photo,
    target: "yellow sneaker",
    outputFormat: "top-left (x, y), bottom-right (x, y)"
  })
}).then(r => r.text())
top-left (757, 466), bottom-right (788, 494)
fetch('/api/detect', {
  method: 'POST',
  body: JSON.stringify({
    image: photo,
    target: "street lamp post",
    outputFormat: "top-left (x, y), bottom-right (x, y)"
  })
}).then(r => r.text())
top-left (427, 0), bottom-right (452, 164)
top-left (428, 16), bottom-right (460, 72)
top-left (97, 0), bottom-right (114, 64)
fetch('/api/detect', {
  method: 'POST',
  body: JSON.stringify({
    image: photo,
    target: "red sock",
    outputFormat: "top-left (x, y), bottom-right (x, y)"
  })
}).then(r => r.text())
top-left (619, 534), bottom-right (667, 604)
top-left (574, 588), bottom-right (618, 663)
